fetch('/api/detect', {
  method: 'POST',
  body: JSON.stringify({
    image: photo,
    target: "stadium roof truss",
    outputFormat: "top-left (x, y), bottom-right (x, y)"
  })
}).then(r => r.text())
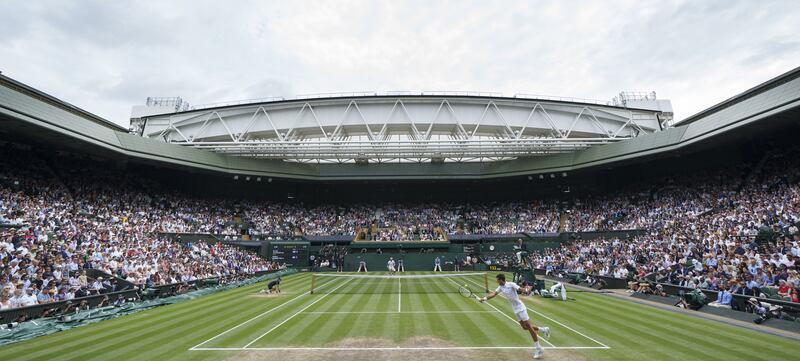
top-left (136, 95), bottom-right (666, 163)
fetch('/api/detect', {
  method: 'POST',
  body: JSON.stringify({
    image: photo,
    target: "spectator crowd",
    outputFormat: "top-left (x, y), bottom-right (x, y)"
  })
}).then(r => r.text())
top-left (2, 141), bottom-right (800, 311)
top-left (0, 147), bottom-right (280, 311)
top-left (530, 148), bottom-right (800, 304)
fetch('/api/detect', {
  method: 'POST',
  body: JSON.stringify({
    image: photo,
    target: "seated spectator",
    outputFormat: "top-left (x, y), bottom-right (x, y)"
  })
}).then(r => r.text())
top-left (777, 280), bottom-right (791, 298)
top-left (113, 294), bottom-right (126, 307)
top-left (37, 285), bottom-right (54, 304)
top-left (20, 287), bottom-right (38, 307)
top-left (653, 284), bottom-right (668, 297)
top-left (708, 287), bottom-right (733, 308)
top-left (636, 281), bottom-right (653, 294)
top-left (0, 293), bottom-right (12, 309)
top-left (2, 139), bottom-right (800, 318)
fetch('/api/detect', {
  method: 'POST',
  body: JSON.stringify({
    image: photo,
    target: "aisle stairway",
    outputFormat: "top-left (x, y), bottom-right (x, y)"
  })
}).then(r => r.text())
top-left (740, 150), bottom-right (773, 191)
top-left (34, 152), bottom-right (75, 200)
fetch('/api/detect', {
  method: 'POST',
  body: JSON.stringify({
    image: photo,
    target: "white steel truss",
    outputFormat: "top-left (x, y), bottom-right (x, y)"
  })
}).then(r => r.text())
top-left (133, 95), bottom-right (667, 163)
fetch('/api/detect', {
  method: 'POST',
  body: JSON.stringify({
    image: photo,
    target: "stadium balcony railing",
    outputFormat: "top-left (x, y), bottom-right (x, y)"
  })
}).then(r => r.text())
top-left (160, 229), bottom-right (648, 244)
top-left (0, 289), bottom-right (141, 325)
top-left (0, 270), bottom-right (284, 325)
top-left (535, 269), bottom-right (800, 322)
top-left (654, 283), bottom-right (800, 315)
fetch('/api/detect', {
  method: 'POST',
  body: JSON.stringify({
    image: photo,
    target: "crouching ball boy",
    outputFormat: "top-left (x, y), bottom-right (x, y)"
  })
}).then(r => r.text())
top-left (481, 273), bottom-right (551, 359)
top-left (261, 278), bottom-right (281, 294)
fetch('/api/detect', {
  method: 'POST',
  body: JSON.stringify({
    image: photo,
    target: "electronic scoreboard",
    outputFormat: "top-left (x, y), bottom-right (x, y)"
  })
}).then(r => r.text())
top-left (462, 244), bottom-right (478, 253)
top-left (269, 242), bottom-right (309, 267)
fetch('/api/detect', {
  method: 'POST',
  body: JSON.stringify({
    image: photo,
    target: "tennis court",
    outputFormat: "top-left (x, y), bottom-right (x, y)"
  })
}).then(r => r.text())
top-left (190, 272), bottom-right (607, 355)
top-left (5, 271), bottom-right (800, 361)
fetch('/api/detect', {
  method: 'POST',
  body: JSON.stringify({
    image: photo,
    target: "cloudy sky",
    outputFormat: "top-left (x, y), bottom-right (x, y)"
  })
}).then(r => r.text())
top-left (1, 0), bottom-right (798, 127)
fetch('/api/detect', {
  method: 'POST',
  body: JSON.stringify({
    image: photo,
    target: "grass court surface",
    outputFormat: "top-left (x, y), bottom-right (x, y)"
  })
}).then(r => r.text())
top-left (1, 272), bottom-right (799, 361)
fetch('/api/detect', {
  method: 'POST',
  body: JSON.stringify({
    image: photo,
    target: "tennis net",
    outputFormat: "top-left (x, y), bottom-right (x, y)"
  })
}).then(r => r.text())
top-left (310, 273), bottom-right (489, 294)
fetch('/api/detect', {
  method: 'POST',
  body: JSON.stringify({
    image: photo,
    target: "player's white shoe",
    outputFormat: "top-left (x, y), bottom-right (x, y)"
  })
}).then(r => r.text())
top-left (540, 326), bottom-right (551, 338)
top-left (533, 347), bottom-right (544, 359)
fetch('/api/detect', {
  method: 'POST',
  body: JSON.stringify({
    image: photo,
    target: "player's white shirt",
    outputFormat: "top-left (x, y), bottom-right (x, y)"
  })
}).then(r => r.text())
top-left (387, 260), bottom-right (396, 270)
top-left (495, 282), bottom-right (525, 313)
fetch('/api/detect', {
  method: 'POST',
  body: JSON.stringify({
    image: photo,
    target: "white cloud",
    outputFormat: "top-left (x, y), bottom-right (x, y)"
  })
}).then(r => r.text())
top-left (0, 0), bottom-right (798, 127)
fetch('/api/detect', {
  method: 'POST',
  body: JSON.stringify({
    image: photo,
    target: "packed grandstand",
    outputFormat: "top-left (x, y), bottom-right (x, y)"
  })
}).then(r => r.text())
top-left (0, 62), bottom-right (799, 361)
top-left (0, 146), bottom-right (283, 311)
top-left (2, 137), bottom-right (799, 311)
top-left (4, 1), bottom-right (800, 359)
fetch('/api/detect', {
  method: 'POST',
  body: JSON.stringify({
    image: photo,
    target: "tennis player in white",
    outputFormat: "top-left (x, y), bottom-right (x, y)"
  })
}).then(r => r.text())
top-left (387, 257), bottom-right (396, 275)
top-left (481, 273), bottom-right (550, 359)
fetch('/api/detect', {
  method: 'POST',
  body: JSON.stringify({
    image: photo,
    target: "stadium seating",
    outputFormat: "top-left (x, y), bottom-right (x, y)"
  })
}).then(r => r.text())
top-left (2, 142), bottom-right (799, 315)
top-left (0, 147), bottom-right (282, 313)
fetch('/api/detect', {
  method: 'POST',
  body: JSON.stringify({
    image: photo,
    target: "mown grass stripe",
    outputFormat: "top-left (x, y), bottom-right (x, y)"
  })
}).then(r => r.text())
top-left (23, 275), bottom-right (312, 359)
top-left (417, 277), bottom-right (453, 341)
top-left (441, 276), bottom-right (498, 347)
top-left (570, 292), bottom-right (783, 347)
top-left (268, 283), bottom-right (357, 347)
top-left (571, 298), bottom-right (730, 359)
top-left (529, 290), bottom-right (794, 360)
top-left (573, 294), bottom-right (798, 359)
top-left (458, 275), bottom-right (550, 346)
top-left (347, 285), bottom-right (389, 339)
top-left (270, 276), bottom-right (379, 347)
top-left (428, 277), bottom-right (510, 345)
top-left (582, 292), bottom-right (793, 345)
top-left (79, 272), bottom-right (316, 358)
top-left (367, 277), bottom-right (395, 342)
top-left (442, 276), bottom-right (523, 346)
top-left (242, 278), bottom-right (356, 348)
top-left (3, 274), bottom-right (310, 359)
top-left (60, 297), bottom-right (257, 361)
top-left (208, 277), bottom-right (340, 347)
top-left (284, 288), bottom-right (376, 346)
top-left (6, 272), bottom-right (800, 361)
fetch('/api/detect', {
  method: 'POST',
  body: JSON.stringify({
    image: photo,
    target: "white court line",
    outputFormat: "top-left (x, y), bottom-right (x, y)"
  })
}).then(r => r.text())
top-left (304, 310), bottom-right (497, 314)
top-left (191, 346), bottom-right (609, 351)
top-left (190, 274), bottom-right (608, 353)
top-left (521, 280), bottom-right (610, 348)
top-left (445, 277), bottom-right (555, 347)
top-left (242, 278), bottom-right (354, 348)
top-left (524, 306), bottom-right (610, 349)
top-left (398, 277), bottom-right (401, 313)
top-left (190, 278), bottom-right (312, 350)
top-left (461, 276), bottom-right (609, 349)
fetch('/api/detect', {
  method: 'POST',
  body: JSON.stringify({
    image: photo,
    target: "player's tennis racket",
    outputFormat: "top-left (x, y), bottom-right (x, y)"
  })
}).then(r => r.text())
top-left (459, 285), bottom-right (481, 301)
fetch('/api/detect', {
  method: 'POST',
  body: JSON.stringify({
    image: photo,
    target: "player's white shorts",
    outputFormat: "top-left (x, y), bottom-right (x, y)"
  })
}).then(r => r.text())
top-left (388, 266), bottom-right (396, 272)
top-left (514, 308), bottom-right (530, 322)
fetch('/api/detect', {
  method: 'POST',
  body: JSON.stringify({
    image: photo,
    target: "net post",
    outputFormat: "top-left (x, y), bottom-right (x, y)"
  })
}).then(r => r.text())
top-left (484, 273), bottom-right (489, 293)
top-left (311, 273), bottom-right (315, 294)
